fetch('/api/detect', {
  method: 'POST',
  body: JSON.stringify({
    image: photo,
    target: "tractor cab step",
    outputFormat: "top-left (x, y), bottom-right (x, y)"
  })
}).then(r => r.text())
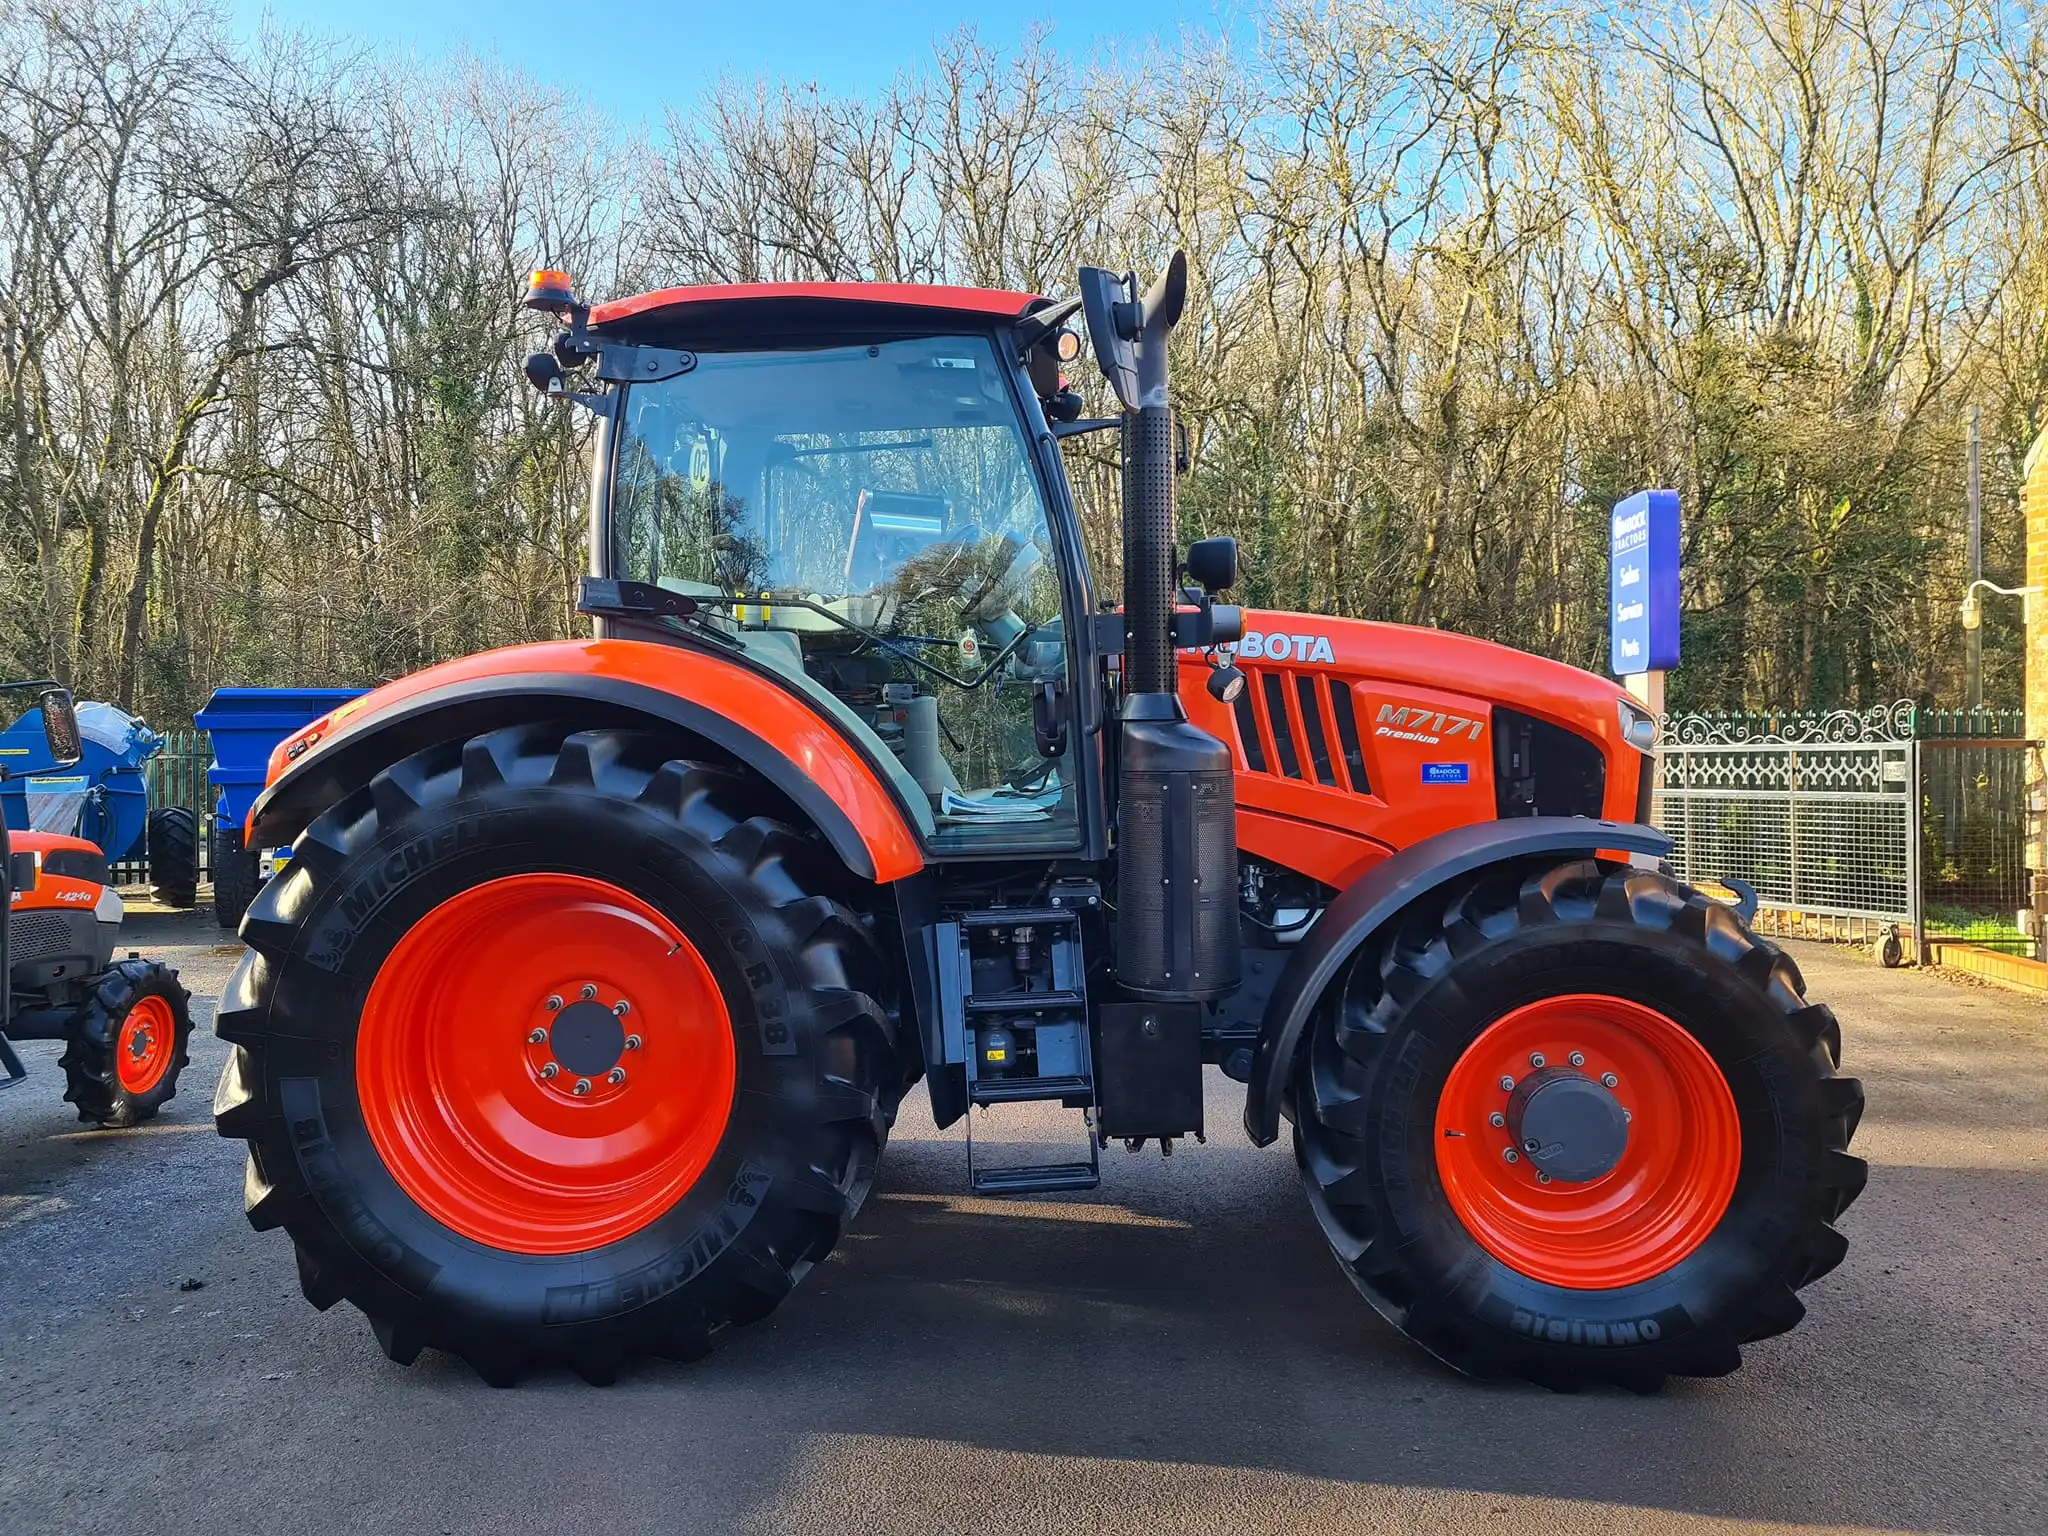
top-left (968, 1074), bottom-right (1092, 1107)
top-left (970, 1159), bottom-right (1100, 1196)
top-left (966, 1102), bottom-right (1101, 1196)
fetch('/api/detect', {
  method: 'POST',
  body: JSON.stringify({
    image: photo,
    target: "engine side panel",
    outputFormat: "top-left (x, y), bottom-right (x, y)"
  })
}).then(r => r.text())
top-left (1181, 612), bottom-right (1651, 874)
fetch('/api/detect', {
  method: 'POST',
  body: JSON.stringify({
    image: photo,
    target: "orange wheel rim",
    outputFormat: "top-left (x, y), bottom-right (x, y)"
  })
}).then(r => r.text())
top-left (356, 873), bottom-right (737, 1256)
top-left (1434, 994), bottom-right (1740, 1290)
top-left (116, 995), bottom-right (176, 1095)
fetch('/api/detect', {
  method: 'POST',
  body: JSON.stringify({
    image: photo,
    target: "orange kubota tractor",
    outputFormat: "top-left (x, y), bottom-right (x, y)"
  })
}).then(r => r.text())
top-left (214, 257), bottom-right (1865, 1389)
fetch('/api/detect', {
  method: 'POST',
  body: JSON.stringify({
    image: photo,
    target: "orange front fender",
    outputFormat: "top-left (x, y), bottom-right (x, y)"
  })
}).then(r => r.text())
top-left (248, 639), bottom-right (925, 884)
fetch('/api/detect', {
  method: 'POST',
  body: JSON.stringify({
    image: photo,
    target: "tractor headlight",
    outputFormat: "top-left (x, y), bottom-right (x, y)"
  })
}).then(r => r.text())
top-left (1618, 697), bottom-right (1659, 753)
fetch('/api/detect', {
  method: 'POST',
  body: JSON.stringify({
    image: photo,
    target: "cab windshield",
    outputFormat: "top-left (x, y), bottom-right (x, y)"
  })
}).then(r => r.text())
top-left (609, 333), bottom-right (1076, 846)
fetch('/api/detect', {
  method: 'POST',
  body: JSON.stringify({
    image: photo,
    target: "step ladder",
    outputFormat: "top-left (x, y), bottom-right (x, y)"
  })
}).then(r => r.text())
top-left (940, 901), bottom-right (1102, 1195)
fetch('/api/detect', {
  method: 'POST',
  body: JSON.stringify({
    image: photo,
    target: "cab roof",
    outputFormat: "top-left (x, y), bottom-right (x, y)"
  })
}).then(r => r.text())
top-left (589, 282), bottom-right (1046, 330)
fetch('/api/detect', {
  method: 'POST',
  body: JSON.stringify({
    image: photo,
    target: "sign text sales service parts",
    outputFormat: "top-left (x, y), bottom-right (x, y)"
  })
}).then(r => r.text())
top-left (1609, 489), bottom-right (1679, 676)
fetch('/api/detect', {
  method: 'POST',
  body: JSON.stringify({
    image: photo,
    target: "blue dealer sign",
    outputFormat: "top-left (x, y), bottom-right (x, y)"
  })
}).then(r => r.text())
top-left (1610, 489), bottom-right (1680, 675)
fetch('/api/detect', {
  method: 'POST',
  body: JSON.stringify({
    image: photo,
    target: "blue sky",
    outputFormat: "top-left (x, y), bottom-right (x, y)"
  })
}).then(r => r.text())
top-left (228, 2), bottom-right (1250, 130)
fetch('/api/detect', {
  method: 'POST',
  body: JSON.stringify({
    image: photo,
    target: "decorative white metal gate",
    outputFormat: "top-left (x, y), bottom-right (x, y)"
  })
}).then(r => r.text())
top-left (1656, 702), bottom-right (1919, 938)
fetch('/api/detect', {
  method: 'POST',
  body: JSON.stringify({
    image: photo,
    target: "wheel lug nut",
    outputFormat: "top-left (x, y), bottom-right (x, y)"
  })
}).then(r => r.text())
top-left (607, 1067), bottom-right (627, 1085)
top-left (1488, 1112), bottom-right (1505, 1128)
top-left (624, 1034), bottom-right (642, 1051)
top-left (1601, 1072), bottom-right (1619, 1088)
top-left (1529, 1052), bottom-right (1545, 1068)
top-left (527, 1028), bottom-right (547, 1045)
top-left (545, 996), bottom-right (563, 1012)
top-left (581, 984), bottom-right (599, 1001)
top-left (539, 1062), bottom-right (560, 1079)
top-left (1623, 1109), bottom-right (1633, 1123)
top-left (612, 1000), bottom-right (630, 1017)
top-left (1503, 1148), bottom-right (1520, 1163)
top-left (573, 1077), bottom-right (593, 1096)
top-left (1499, 1075), bottom-right (1516, 1092)
top-left (1569, 1051), bottom-right (1585, 1067)
top-left (1537, 1171), bottom-right (1553, 1185)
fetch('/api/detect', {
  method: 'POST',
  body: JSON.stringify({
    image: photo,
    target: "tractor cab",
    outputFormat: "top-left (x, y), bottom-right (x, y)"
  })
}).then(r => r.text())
top-left (557, 283), bottom-right (1107, 855)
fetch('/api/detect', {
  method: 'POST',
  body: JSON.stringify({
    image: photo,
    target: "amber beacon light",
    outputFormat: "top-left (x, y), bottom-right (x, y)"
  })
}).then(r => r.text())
top-left (524, 269), bottom-right (577, 315)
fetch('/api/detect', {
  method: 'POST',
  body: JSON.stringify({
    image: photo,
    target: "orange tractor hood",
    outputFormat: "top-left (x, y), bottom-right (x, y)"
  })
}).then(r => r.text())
top-left (1183, 611), bottom-right (1648, 891)
top-left (1222, 612), bottom-right (1635, 735)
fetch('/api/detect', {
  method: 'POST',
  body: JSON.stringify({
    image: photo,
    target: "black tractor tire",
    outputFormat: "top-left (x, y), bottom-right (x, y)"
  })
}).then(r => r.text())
top-left (60, 959), bottom-right (195, 1127)
top-left (1293, 858), bottom-right (1866, 1391)
top-left (147, 806), bottom-right (198, 908)
top-left (213, 723), bottom-right (903, 1385)
top-left (211, 820), bottom-right (261, 929)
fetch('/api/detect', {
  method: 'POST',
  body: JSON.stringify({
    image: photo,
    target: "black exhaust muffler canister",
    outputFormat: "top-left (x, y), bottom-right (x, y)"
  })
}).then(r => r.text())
top-left (1080, 253), bottom-right (1240, 1003)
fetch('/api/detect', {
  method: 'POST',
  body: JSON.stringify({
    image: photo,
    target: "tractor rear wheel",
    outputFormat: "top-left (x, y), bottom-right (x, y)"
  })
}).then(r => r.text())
top-left (61, 959), bottom-right (195, 1126)
top-left (1293, 858), bottom-right (1866, 1390)
top-left (147, 806), bottom-right (198, 908)
top-left (212, 723), bottom-right (902, 1385)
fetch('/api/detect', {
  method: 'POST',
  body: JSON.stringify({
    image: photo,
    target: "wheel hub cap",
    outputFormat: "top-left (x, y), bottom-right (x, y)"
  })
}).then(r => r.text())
top-left (1507, 1068), bottom-right (1630, 1183)
top-left (546, 1000), bottom-right (626, 1077)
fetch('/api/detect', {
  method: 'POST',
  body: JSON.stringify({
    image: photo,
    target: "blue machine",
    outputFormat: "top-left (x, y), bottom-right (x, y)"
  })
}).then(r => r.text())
top-left (0, 701), bottom-right (164, 861)
top-left (194, 688), bottom-right (367, 927)
top-left (194, 687), bottom-right (368, 832)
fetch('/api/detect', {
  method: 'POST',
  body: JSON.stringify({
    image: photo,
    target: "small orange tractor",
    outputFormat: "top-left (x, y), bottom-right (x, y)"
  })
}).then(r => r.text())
top-left (215, 257), bottom-right (1864, 1388)
top-left (3, 684), bottom-right (194, 1124)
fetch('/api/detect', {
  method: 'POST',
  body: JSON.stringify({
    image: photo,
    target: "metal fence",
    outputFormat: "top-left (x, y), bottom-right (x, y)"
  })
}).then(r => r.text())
top-left (107, 728), bottom-right (213, 885)
top-left (1918, 723), bottom-right (2036, 955)
top-left (1656, 701), bottom-right (2036, 955)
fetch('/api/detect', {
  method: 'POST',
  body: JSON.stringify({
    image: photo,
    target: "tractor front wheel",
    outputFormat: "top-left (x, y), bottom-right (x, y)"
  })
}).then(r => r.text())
top-left (61, 959), bottom-right (195, 1126)
top-left (1293, 858), bottom-right (1866, 1390)
top-left (213, 724), bottom-right (901, 1385)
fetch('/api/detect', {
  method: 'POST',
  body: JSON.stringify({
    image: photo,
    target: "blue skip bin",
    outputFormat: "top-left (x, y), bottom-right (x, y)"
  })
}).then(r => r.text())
top-left (194, 687), bottom-right (366, 928)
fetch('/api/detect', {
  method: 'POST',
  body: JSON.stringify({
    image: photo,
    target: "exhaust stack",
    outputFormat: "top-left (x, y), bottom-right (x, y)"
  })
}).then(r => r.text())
top-left (1079, 254), bottom-right (1240, 1003)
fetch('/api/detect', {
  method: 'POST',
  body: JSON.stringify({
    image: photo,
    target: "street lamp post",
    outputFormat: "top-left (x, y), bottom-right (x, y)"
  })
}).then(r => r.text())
top-left (1959, 579), bottom-right (2040, 640)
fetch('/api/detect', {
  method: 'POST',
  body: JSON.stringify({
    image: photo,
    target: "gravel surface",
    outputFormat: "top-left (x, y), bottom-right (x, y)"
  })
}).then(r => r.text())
top-left (1, 911), bottom-right (2042, 1535)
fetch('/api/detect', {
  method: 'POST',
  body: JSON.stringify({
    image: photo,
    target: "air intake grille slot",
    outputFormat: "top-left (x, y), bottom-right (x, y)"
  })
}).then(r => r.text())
top-left (1296, 676), bottom-right (1338, 786)
top-left (1329, 679), bottom-right (1369, 791)
top-left (1233, 687), bottom-right (1266, 773)
top-left (1260, 673), bottom-right (1301, 779)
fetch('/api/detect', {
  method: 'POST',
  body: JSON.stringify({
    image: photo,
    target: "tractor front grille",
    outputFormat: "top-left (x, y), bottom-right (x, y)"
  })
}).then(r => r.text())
top-left (9, 909), bottom-right (98, 967)
top-left (1231, 669), bottom-right (1371, 794)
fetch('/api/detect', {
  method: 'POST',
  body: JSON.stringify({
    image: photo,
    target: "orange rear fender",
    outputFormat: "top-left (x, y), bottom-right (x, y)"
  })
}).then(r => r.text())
top-left (248, 639), bottom-right (925, 884)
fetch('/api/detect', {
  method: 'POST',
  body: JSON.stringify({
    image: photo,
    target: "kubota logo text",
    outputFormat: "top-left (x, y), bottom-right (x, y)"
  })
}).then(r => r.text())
top-left (1375, 703), bottom-right (1485, 745)
top-left (1239, 631), bottom-right (1335, 664)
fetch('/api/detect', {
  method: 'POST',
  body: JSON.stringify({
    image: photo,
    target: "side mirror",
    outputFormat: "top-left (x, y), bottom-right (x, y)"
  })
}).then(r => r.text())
top-left (1077, 266), bottom-right (1140, 411)
top-left (38, 687), bottom-right (81, 768)
top-left (1186, 536), bottom-right (1238, 594)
